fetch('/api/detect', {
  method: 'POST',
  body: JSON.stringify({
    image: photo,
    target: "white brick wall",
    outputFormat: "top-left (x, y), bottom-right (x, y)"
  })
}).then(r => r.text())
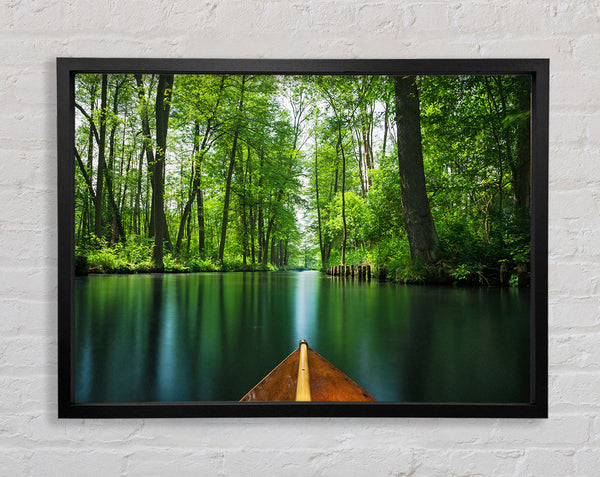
top-left (0, 0), bottom-right (598, 475)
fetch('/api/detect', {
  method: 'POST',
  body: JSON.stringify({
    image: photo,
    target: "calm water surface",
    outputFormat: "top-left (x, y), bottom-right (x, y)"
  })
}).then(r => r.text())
top-left (75, 271), bottom-right (530, 403)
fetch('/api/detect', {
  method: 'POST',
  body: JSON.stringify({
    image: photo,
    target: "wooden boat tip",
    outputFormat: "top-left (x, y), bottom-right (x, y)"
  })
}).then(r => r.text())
top-left (240, 339), bottom-right (376, 402)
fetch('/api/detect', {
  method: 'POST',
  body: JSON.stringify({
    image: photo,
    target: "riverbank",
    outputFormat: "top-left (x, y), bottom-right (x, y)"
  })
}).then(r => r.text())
top-left (76, 253), bottom-right (528, 288)
top-left (375, 260), bottom-right (529, 288)
top-left (76, 244), bottom-right (528, 287)
top-left (324, 260), bottom-right (529, 288)
top-left (75, 251), bottom-right (313, 276)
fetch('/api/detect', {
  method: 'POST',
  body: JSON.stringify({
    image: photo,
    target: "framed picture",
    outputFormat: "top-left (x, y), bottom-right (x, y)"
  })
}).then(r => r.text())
top-left (57, 58), bottom-right (548, 418)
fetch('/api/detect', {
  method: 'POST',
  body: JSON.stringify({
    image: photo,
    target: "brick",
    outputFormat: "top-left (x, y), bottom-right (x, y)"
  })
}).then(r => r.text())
top-left (1, 299), bottom-right (55, 336)
top-left (549, 296), bottom-right (600, 328)
top-left (0, 149), bottom-right (48, 187)
top-left (592, 416), bottom-right (600, 445)
top-left (63, 419), bottom-right (147, 446)
top-left (494, 415), bottom-right (590, 446)
top-left (551, 373), bottom-right (600, 407)
top-left (356, 3), bottom-right (405, 33)
top-left (0, 229), bottom-right (57, 264)
top-left (549, 189), bottom-right (599, 220)
top-left (306, 2), bottom-right (357, 33)
top-left (548, 224), bottom-right (584, 257)
top-left (575, 447), bottom-right (600, 476)
top-left (550, 332), bottom-right (600, 369)
top-left (224, 447), bottom-right (415, 476)
top-left (478, 37), bottom-right (577, 71)
top-left (519, 449), bottom-right (576, 476)
top-left (551, 112), bottom-right (588, 144)
top-left (126, 449), bottom-right (224, 476)
top-left (0, 376), bottom-right (47, 414)
top-left (586, 113), bottom-right (600, 145)
top-left (30, 450), bottom-right (122, 477)
top-left (414, 448), bottom-right (523, 477)
top-left (11, 0), bottom-right (67, 32)
top-left (573, 33), bottom-right (600, 65)
top-left (0, 335), bottom-right (57, 375)
top-left (0, 267), bottom-right (56, 301)
top-left (452, 2), bottom-right (503, 34)
top-left (548, 261), bottom-right (600, 298)
top-left (551, 71), bottom-right (600, 112)
top-left (0, 449), bottom-right (32, 477)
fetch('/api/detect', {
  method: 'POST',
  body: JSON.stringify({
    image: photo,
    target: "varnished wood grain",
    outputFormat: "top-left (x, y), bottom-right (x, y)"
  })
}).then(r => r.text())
top-left (241, 344), bottom-right (376, 402)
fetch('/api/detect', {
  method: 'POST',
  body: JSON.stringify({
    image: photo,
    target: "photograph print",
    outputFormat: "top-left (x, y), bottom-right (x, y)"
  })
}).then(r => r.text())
top-left (59, 59), bottom-right (547, 417)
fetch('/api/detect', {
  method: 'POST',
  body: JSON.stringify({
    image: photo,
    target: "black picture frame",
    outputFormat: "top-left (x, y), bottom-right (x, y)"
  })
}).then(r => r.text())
top-left (57, 58), bottom-right (548, 418)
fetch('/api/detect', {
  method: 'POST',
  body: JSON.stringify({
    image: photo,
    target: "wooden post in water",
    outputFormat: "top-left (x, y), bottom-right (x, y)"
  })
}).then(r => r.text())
top-left (499, 263), bottom-right (508, 285)
top-left (516, 262), bottom-right (528, 288)
top-left (366, 265), bottom-right (371, 280)
top-left (345, 265), bottom-right (350, 277)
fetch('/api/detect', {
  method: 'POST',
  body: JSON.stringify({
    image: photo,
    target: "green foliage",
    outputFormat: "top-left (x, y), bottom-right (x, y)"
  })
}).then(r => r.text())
top-left (78, 235), bottom-right (153, 274)
top-left (187, 257), bottom-right (220, 272)
top-left (74, 73), bottom-right (531, 286)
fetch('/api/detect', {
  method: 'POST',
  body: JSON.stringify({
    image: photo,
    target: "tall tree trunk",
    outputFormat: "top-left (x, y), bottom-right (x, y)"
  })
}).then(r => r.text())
top-left (354, 133), bottom-right (367, 198)
top-left (248, 156), bottom-right (256, 265)
top-left (218, 129), bottom-right (240, 263)
top-left (94, 74), bottom-right (107, 238)
top-left (198, 76), bottom-right (226, 256)
top-left (218, 75), bottom-right (246, 264)
top-left (513, 76), bottom-right (531, 215)
top-left (393, 76), bottom-right (441, 265)
top-left (135, 74), bottom-right (157, 238)
top-left (86, 94), bottom-right (95, 236)
top-left (257, 204), bottom-right (263, 264)
top-left (102, 155), bottom-right (126, 244)
top-left (241, 147), bottom-right (250, 265)
top-left (151, 74), bottom-right (175, 271)
top-left (264, 216), bottom-right (273, 265)
top-left (382, 100), bottom-right (389, 161)
top-left (132, 143), bottom-right (145, 235)
top-left (484, 76), bottom-right (508, 234)
top-left (186, 207), bottom-right (192, 253)
top-left (257, 151), bottom-right (265, 264)
top-left (197, 189), bottom-right (205, 255)
top-left (175, 121), bottom-right (200, 254)
top-left (314, 138), bottom-right (325, 267)
top-left (360, 104), bottom-right (374, 190)
top-left (106, 80), bottom-right (126, 245)
top-left (337, 125), bottom-right (347, 267)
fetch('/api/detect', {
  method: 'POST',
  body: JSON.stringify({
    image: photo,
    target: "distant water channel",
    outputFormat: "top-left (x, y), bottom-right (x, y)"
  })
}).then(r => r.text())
top-left (74, 271), bottom-right (530, 403)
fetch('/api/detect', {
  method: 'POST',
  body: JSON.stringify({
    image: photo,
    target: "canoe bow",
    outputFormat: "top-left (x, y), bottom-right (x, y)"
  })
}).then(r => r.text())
top-left (240, 340), bottom-right (376, 402)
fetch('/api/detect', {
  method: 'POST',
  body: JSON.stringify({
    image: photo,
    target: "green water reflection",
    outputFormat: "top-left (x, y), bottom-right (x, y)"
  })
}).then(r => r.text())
top-left (74, 271), bottom-right (530, 403)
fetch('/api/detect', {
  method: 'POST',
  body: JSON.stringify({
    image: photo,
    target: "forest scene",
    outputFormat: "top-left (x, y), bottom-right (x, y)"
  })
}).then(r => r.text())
top-left (73, 73), bottom-right (531, 287)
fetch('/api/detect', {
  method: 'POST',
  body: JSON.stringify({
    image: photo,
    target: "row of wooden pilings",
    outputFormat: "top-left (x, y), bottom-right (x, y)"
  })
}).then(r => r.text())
top-left (326, 264), bottom-right (371, 280)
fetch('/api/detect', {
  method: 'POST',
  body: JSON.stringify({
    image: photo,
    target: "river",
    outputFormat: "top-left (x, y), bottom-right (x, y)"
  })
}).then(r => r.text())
top-left (74, 271), bottom-right (530, 403)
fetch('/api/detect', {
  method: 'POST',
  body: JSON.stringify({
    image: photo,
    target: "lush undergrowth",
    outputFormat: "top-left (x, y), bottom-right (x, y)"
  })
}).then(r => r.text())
top-left (75, 237), bottom-right (283, 275)
top-left (77, 234), bottom-right (529, 288)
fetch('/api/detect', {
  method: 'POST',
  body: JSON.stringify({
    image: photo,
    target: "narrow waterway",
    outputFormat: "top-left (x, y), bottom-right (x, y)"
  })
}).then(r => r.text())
top-left (74, 271), bottom-right (530, 403)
